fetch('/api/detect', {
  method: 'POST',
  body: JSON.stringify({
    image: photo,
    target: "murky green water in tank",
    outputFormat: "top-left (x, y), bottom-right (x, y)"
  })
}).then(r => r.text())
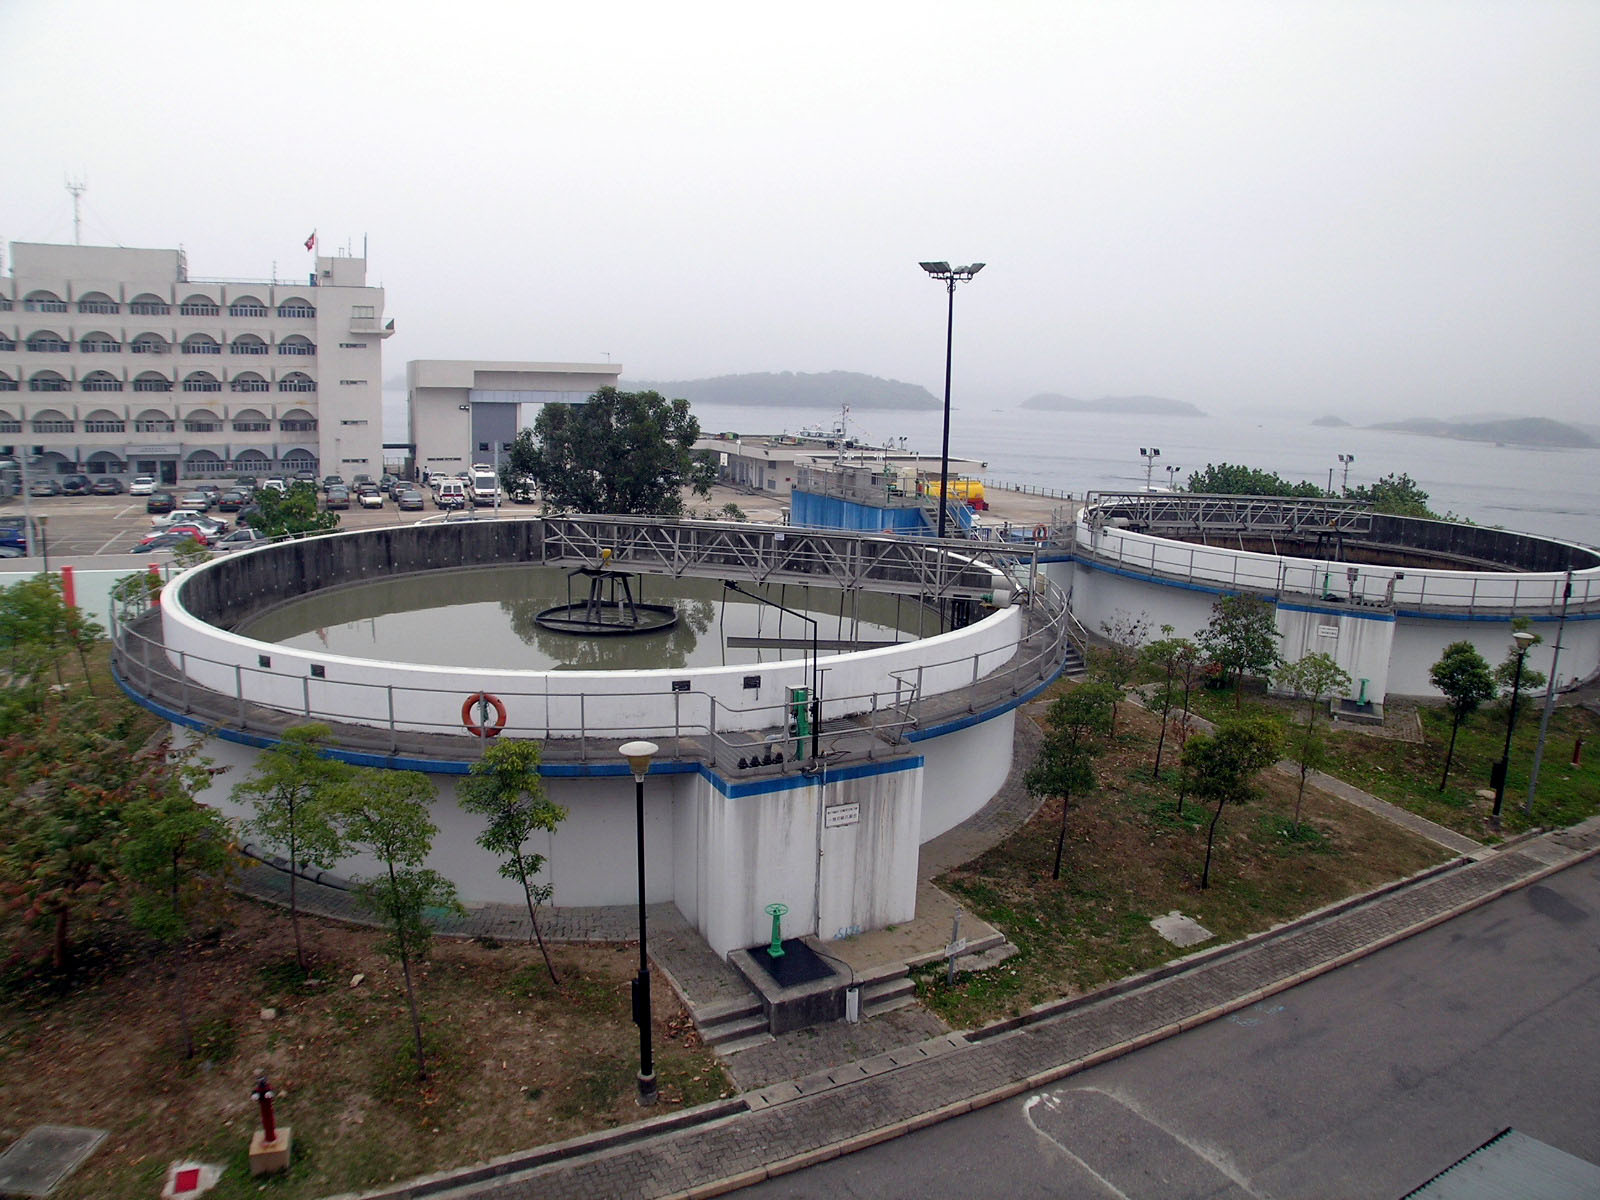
top-left (238, 566), bottom-right (934, 671)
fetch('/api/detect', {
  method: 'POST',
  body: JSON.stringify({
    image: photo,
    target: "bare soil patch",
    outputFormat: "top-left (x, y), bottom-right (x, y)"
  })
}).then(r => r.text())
top-left (0, 897), bottom-right (730, 1199)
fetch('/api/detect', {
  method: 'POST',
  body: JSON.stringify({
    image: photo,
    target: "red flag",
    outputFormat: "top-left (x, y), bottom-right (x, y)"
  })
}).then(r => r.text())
top-left (304, 230), bottom-right (316, 252)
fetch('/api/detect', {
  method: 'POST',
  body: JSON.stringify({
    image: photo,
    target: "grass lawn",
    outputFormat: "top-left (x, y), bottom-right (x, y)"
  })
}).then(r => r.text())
top-left (917, 691), bottom-right (1452, 1028)
top-left (0, 898), bottom-right (731, 1200)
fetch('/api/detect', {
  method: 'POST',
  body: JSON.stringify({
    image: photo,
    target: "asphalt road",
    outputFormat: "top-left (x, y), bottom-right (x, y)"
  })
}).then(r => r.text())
top-left (739, 858), bottom-right (1600, 1200)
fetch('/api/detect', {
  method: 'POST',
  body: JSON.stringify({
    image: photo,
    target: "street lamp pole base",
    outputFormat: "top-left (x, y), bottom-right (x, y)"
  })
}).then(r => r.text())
top-left (637, 1072), bottom-right (658, 1106)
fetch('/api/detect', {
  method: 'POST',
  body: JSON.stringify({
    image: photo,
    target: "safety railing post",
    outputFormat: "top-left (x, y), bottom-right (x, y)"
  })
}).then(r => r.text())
top-left (235, 664), bottom-right (245, 728)
top-left (302, 675), bottom-right (311, 718)
top-left (178, 651), bottom-right (191, 714)
top-left (387, 685), bottom-right (397, 753)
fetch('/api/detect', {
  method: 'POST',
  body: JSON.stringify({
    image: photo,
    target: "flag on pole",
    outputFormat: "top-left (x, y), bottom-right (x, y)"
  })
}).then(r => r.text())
top-left (304, 230), bottom-right (317, 252)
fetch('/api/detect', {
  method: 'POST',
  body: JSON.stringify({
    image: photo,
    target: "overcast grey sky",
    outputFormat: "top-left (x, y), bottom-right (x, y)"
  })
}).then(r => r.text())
top-left (5, 0), bottom-right (1597, 420)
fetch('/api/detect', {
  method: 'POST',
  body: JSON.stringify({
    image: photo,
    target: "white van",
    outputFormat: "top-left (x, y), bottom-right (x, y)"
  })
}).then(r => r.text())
top-left (434, 478), bottom-right (467, 509)
top-left (469, 469), bottom-right (500, 507)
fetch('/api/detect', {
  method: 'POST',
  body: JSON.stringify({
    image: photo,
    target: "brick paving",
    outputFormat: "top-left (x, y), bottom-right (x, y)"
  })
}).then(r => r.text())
top-left (325, 817), bottom-right (1600, 1200)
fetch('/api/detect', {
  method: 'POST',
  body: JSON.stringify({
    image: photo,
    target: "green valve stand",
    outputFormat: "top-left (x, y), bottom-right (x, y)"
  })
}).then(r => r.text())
top-left (764, 902), bottom-right (789, 958)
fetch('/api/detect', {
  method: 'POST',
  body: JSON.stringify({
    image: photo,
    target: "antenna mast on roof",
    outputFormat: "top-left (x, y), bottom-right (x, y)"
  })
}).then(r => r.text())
top-left (65, 176), bottom-right (87, 244)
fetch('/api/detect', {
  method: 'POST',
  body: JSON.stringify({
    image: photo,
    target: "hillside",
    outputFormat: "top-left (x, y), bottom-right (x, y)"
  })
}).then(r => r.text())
top-left (1369, 416), bottom-right (1595, 448)
top-left (1020, 393), bottom-right (1205, 416)
top-left (623, 371), bottom-right (940, 410)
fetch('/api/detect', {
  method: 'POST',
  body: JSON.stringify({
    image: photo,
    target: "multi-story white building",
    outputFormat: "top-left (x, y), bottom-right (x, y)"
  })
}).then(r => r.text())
top-left (0, 241), bottom-right (392, 486)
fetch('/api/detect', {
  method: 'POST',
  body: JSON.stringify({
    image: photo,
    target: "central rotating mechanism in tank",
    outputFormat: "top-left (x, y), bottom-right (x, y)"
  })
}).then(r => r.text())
top-left (534, 553), bottom-right (679, 637)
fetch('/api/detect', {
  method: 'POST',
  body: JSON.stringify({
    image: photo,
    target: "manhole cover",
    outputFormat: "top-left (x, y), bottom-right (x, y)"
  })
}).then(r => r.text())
top-left (0, 1126), bottom-right (107, 1197)
top-left (1150, 911), bottom-right (1214, 948)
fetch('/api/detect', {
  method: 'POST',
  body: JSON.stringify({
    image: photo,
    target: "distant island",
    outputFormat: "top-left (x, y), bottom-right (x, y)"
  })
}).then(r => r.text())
top-left (1312, 415), bottom-right (1352, 427)
top-left (1369, 416), bottom-right (1594, 449)
top-left (1020, 393), bottom-right (1206, 417)
top-left (623, 371), bottom-right (940, 410)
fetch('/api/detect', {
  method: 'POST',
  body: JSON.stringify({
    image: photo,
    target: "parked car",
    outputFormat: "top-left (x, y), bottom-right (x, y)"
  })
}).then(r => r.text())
top-left (394, 487), bottom-right (425, 512)
top-left (146, 490), bottom-right (176, 514)
top-left (379, 473), bottom-right (398, 494)
top-left (90, 476), bottom-right (125, 495)
top-left (153, 508), bottom-right (225, 532)
top-left (217, 489), bottom-right (248, 512)
top-left (178, 490), bottom-right (214, 511)
top-left (292, 469), bottom-right (317, 484)
top-left (321, 474), bottom-right (345, 493)
top-left (434, 479), bottom-right (468, 509)
top-left (59, 474), bottom-right (92, 496)
top-left (139, 523), bottom-right (213, 547)
top-left (324, 485), bottom-right (351, 510)
top-left (29, 478), bottom-right (61, 497)
top-left (356, 485), bottom-right (383, 509)
top-left (196, 483), bottom-right (222, 500)
top-left (233, 475), bottom-right (258, 491)
top-left (128, 476), bottom-right (158, 496)
top-left (262, 476), bottom-right (287, 494)
top-left (352, 473), bottom-right (374, 489)
top-left (130, 531), bottom-right (205, 553)
top-left (0, 519), bottom-right (29, 556)
top-left (235, 504), bottom-right (261, 528)
top-left (215, 527), bottom-right (270, 550)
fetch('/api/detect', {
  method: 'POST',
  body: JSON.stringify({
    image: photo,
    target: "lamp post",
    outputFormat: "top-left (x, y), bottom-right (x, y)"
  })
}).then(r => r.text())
top-left (38, 515), bottom-right (48, 574)
top-left (1165, 464), bottom-right (1182, 491)
top-left (1490, 629), bottom-right (1537, 830)
top-left (619, 738), bottom-right (659, 1105)
top-left (724, 581), bottom-right (820, 762)
top-left (1526, 571), bottom-right (1573, 817)
top-left (918, 261), bottom-right (984, 541)
top-left (1338, 453), bottom-right (1355, 496)
top-left (1139, 447), bottom-right (1160, 492)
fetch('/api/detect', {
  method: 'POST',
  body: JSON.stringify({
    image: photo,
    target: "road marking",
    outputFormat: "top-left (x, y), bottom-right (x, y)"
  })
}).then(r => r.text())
top-left (1024, 1093), bottom-right (1131, 1200)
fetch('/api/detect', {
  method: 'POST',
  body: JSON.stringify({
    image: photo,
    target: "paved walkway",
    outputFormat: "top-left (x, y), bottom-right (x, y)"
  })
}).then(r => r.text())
top-left (315, 815), bottom-right (1600, 1200)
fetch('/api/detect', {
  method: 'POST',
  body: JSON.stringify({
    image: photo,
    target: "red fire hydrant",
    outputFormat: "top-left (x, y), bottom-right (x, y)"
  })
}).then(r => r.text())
top-left (251, 1076), bottom-right (277, 1142)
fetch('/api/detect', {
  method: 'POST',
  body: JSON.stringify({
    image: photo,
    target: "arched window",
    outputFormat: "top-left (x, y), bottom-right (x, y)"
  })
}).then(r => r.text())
top-left (31, 408), bottom-right (74, 432)
top-left (0, 333), bottom-right (15, 352)
top-left (178, 294), bottom-right (220, 317)
top-left (183, 408), bottom-right (223, 432)
top-left (278, 335), bottom-right (316, 356)
top-left (0, 406), bottom-right (21, 431)
top-left (28, 371), bottom-right (70, 393)
top-left (130, 333), bottom-right (170, 355)
top-left (135, 407), bottom-right (175, 432)
top-left (235, 448), bottom-right (272, 471)
top-left (84, 408), bottom-right (126, 432)
top-left (86, 451), bottom-right (128, 474)
top-left (228, 295), bottom-right (268, 318)
top-left (230, 371), bottom-right (269, 393)
top-left (133, 372), bottom-right (173, 394)
top-left (230, 333), bottom-right (269, 355)
top-left (281, 448), bottom-right (317, 473)
top-left (279, 407), bottom-right (317, 432)
top-left (80, 331), bottom-right (122, 353)
top-left (278, 372), bottom-right (316, 392)
top-left (129, 292), bottom-right (170, 316)
top-left (0, 374), bottom-right (17, 396)
top-left (185, 449), bottom-right (226, 475)
top-left (182, 334), bottom-right (221, 356)
top-left (182, 371), bottom-right (222, 393)
top-left (76, 291), bottom-right (120, 315)
top-left (276, 297), bottom-right (316, 318)
top-left (232, 408), bottom-right (271, 432)
top-left (23, 290), bottom-right (67, 313)
top-left (26, 330), bottom-right (70, 353)
top-left (82, 371), bottom-right (124, 393)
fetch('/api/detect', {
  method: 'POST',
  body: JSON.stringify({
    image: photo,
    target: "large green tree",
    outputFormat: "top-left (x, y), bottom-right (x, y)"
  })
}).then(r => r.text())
top-left (457, 740), bottom-right (567, 983)
top-left (1196, 594), bottom-right (1282, 708)
top-left (1429, 641), bottom-right (1496, 790)
top-left (246, 481), bottom-right (339, 539)
top-left (1346, 472), bottom-right (1439, 519)
top-left (509, 387), bottom-right (716, 516)
top-left (231, 724), bottom-right (353, 972)
top-left (1025, 683), bottom-right (1117, 881)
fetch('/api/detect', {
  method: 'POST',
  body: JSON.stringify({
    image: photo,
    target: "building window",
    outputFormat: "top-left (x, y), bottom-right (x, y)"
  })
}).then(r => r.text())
top-left (179, 298), bottom-right (220, 316)
top-left (279, 419), bottom-right (318, 432)
top-left (183, 373), bottom-right (222, 392)
top-left (81, 334), bottom-right (122, 353)
top-left (276, 301), bottom-right (316, 318)
top-left (230, 338), bottom-right (269, 355)
top-left (135, 418), bottom-right (176, 432)
top-left (85, 418), bottom-right (127, 433)
top-left (182, 336), bottom-right (221, 355)
top-left (129, 295), bottom-right (170, 315)
top-left (278, 338), bottom-right (316, 356)
top-left (0, 335), bottom-right (14, 352)
top-left (351, 305), bottom-right (375, 319)
top-left (339, 379), bottom-right (368, 386)
top-left (339, 418), bottom-right (369, 426)
top-left (133, 376), bottom-right (174, 393)
top-left (338, 342), bottom-right (363, 349)
top-left (77, 295), bottom-right (120, 314)
top-left (29, 375), bottom-right (71, 392)
top-left (130, 337), bottom-right (169, 355)
top-left (32, 418), bottom-right (75, 432)
top-left (26, 333), bottom-right (70, 353)
top-left (23, 293), bottom-right (68, 313)
top-left (184, 420), bottom-right (224, 432)
top-left (230, 375), bottom-right (269, 393)
top-left (228, 298), bottom-right (269, 318)
top-left (82, 373), bottom-right (124, 393)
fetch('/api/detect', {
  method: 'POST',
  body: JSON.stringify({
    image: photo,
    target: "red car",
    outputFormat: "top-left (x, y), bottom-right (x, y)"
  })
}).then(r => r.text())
top-left (138, 523), bottom-right (213, 548)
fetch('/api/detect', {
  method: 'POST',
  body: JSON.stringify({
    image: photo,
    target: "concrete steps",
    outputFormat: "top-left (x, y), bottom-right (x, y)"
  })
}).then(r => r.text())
top-left (693, 996), bottom-right (772, 1053)
top-left (1062, 641), bottom-right (1087, 678)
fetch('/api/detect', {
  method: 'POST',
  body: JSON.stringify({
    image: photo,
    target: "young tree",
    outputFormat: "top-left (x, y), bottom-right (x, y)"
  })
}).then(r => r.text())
top-left (1182, 714), bottom-right (1282, 889)
top-left (1494, 623), bottom-right (1547, 722)
top-left (246, 481), bottom-right (339, 539)
top-left (231, 724), bottom-right (352, 973)
top-left (1186, 463), bottom-right (1326, 498)
top-left (1428, 641), bottom-right (1497, 790)
top-left (1089, 610), bottom-right (1149, 736)
top-left (1274, 652), bottom-right (1352, 829)
top-left (512, 387), bottom-right (716, 516)
top-left (1139, 626), bottom-right (1200, 781)
top-left (1196, 594), bottom-right (1282, 708)
top-left (457, 740), bottom-right (568, 983)
top-left (1024, 683), bottom-right (1117, 881)
top-left (339, 767), bottom-right (460, 1081)
top-left (121, 758), bottom-right (234, 1058)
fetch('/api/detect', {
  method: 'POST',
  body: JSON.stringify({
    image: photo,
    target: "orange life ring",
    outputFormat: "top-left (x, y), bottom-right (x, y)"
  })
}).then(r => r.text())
top-left (461, 692), bottom-right (508, 738)
top-left (1033, 524), bottom-right (1049, 542)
